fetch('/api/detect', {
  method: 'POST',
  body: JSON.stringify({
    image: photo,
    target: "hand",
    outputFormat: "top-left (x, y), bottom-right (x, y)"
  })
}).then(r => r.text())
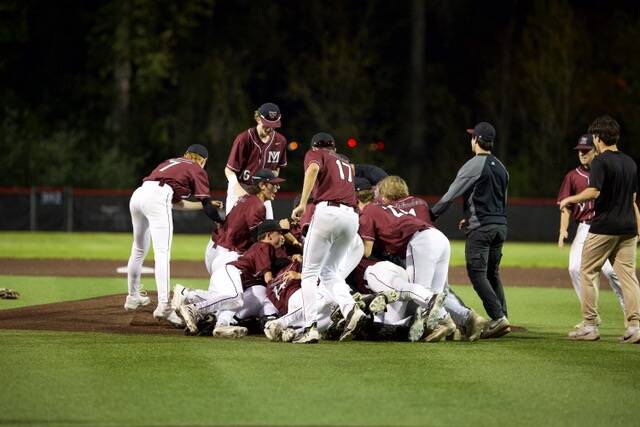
top-left (458, 219), bottom-right (466, 230)
top-left (211, 200), bottom-right (224, 210)
top-left (279, 218), bottom-right (290, 230)
top-left (558, 230), bottom-right (568, 248)
top-left (292, 204), bottom-right (305, 221)
top-left (283, 271), bottom-right (301, 281)
top-left (291, 254), bottom-right (302, 263)
top-left (558, 198), bottom-right (571, 211)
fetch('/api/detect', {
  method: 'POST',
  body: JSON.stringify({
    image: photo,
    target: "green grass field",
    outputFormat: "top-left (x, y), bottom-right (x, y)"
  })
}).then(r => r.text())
top-left (1, 232), bottom-right (639, 427)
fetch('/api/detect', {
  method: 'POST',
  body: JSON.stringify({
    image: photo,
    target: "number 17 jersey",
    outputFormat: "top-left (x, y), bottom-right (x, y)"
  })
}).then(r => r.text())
top-left (303, 149), bottom-right (357, 208)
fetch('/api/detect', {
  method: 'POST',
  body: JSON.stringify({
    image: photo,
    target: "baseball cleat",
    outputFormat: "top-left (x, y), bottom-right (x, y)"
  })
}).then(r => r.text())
top-left (124, 294), bottom-right (151, 311)
top-left (292, 325), bottom-right (321, 344)
top-left (281, 328), bottom-right (301, 343)
top-left (212, 325), bottom-right (248, 338)
top-left (463, 311), bottom-right (487, 342)
top-left (264, 320), bottom-right (284, 341)
top-left (620, 327), bottom-right (640, 344)
top-left (171, 284), bottom-right (190, 312)
top-left (153, 303), bottom-right (185, 327)
top-left (424, 313), bottom-right (456, 342)
top-left (423, 291), bottom-right (447, 331)
top-left (568, 324), bottom-right (599, 341)
top-left (481, 316), bottom-right (511, 339)
top-left (178, 303), bottom-right (201, 334)
top-left (368, 290), bottom-right (400, 315)
top-left (339, 306), bottom-right (367, 341)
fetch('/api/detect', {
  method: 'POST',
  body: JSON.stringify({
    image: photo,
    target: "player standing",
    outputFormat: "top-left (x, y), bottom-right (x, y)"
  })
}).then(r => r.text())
top-left (557, 135), bottom-right (625, 325)
top-left (291, 132), bottom-right (367, 343)
top-left (125, 144), bottom-right (222, 326)
top-left (224, 102), bottom-right (287, 218)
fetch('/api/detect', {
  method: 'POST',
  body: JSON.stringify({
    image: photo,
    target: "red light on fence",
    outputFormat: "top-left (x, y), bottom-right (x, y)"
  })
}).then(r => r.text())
top-left (347, 137), bottom-right (358, 148)
top-left (376, 141), bottom-right (385, 151)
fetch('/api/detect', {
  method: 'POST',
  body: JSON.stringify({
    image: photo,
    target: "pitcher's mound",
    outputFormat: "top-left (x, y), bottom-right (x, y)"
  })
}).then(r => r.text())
top-left (0, 292), bottom-right (183, 335)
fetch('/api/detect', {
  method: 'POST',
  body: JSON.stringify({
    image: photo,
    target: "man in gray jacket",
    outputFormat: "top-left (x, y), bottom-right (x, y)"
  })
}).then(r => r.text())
top-left (430, 122), bottom-right (510, 338)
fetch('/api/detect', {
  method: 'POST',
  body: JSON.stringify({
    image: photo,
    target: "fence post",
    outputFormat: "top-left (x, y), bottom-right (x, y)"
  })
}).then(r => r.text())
top-left (30, 186), bottom-right (37, 231)
top-left (65, 186), bottom-right (73, 232)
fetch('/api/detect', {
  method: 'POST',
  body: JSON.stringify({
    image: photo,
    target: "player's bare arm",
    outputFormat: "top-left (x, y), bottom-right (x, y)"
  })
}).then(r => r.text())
top-left (264, 271), bottom-right (273, 284)
top-left (558, 208), bottom-right (570, 248)
top-left (225, 166), bottom-right (248, 196)
top-left (173, 200), bottom-right (203, 210)
top-left (559, 187), bottom-right (600, 210)
top-left (362, 239), bottom-right (373, 258)
top-left (292, 162), bottom-right (320, 220)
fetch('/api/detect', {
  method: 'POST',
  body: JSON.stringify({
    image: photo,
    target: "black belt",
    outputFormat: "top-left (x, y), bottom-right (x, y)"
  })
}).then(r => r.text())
top-left (325, 201), bottom-right (357, 212)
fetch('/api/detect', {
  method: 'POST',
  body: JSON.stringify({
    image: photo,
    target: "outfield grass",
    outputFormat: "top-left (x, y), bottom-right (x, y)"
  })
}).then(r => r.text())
top-left (4, 231), bottom-right (635, 267)
top-left (0, 276), bottom-right (637, 427)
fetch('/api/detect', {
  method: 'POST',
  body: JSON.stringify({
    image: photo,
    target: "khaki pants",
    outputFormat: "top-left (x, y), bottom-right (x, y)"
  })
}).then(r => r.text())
top-left (580, 233), bottom-right (640, 328)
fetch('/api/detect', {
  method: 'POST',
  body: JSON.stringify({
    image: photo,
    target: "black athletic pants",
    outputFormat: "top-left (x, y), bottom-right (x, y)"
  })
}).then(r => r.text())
top-left (465, 224), bottom-right (508, 321)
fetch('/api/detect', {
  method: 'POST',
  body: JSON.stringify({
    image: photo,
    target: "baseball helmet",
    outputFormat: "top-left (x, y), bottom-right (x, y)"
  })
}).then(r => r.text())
top-left (311, 132), bottom-right (336, 148)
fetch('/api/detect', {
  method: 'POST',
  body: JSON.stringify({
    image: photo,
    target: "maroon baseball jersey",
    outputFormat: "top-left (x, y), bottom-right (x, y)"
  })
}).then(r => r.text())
top-left (213, 194), bottom-right (266, 252)
top-left (391, 196), bottom-right (432, 225)
top-left (226, 128), bottom-right (287, 184)
top-left (303, 149), bottom-right (357, 207)
top-left (144, 158), bottom-right (210, 203)
top-left (359, 202), bottom-right (430, 256)
top-left (228, 241), bottom-right (276, 289)
top-left (557, 166), bottom-right (595, 223)
top-left (266, 259), bottom-right (302, 313)
top-left (345, 258), bottom-right (378, 294)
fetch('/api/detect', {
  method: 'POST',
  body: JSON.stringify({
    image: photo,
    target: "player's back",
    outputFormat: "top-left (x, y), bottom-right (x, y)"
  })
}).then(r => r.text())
top-left (304, 149), bottom-right (357, 207)
top-left (144, 157), bottom-right (209, 202)
top-left (360, 202), bottom-right (430, 255)
top-left (213, 194), bottom-right (265, 252)
top-left (391, 195), bottom-right (432, 225)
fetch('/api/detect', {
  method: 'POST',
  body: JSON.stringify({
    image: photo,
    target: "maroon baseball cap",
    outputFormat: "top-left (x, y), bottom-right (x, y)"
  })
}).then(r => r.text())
top-left (252, 168), bottom-right (285, 185)
top-left (466, 122), bottom-right (496, 142)
top-left (258, 103), bottom-right (282, 128)
top-left (574, 134), bottom-right (595, 150)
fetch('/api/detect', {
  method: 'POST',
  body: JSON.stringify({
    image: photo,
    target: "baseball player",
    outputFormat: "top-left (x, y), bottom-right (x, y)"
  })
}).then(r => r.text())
top-left (125, 144), bottom-right (222, 326)
top-left (291, 132), bottom-right (367, 343)
top-left (558, 134), bottom-right (625, 324)
top-left (225, 102), bottom-right (287, 218)
top-left (355, 178), bottom-right (454, 341)
top-left (202, 168), bottom-right (285, 276)
top-left (178, 219), bottom-right (287, 336)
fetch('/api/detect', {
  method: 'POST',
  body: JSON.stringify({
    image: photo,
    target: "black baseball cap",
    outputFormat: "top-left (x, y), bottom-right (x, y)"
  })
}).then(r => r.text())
top-left (574, 134), bottom-right (595, 150)
top-left (186, 144), bottom-right (208, 158)
top-left (256, 219), bottom-right (288, 236)
top-left (466, 122), bottom-right (496, 142)
top-left (354, 177), bottom-right (372, 192)
top-left (252, 168), bottom-right (286, 185)
top-left (311, 132), bottom-right (336, 148)
top-left (257, 103), bottom-right (282, 128)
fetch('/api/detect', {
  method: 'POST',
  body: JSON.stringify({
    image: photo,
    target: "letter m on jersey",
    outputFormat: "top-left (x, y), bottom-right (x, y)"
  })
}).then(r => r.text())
top-left (268, 151), bottom-right (280, 163)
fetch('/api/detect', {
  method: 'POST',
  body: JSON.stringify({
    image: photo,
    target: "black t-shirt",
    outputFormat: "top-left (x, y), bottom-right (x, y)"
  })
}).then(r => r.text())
top-left (589, 150), bottom-right (638, 235)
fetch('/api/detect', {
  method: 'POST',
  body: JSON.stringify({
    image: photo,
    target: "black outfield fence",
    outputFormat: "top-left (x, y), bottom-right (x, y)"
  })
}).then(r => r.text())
top-left (0, 187), bottom-right (567, 242)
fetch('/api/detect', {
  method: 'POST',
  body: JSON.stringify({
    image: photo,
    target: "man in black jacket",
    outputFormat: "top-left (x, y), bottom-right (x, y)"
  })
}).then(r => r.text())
top-left (430, 122), bottom-right (510, 338)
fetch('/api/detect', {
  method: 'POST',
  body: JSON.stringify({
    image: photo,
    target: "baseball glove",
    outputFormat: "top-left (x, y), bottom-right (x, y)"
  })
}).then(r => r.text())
top-left (0, 288), bottom-right (20, 299)
top-left (183, 313), bottom-right (217, 336)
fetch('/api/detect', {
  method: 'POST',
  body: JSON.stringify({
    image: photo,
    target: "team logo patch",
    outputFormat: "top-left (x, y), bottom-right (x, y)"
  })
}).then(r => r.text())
top-left (268, 151), bottom-right (280, 163)
top-left (268, 111), bottom-right (278, 119)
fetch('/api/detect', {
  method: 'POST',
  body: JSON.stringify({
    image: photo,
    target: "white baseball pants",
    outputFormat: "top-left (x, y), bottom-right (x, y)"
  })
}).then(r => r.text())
top-left (570, 222), bottom-right (624, 307)
top-left (204, 240), bottom-right (239, 276)
top-left (127, 181), bottom-right (174, 304)
top-left (216, 286), bottom-right (278, 326)
top-left (274, 286), bottom-right (335, 332)
top-left (300, 202), bottom-right (360, 328)
top-left (190, 264), bottom-right (244, 315)
top-left (406, 228), bottom-right (451, 294)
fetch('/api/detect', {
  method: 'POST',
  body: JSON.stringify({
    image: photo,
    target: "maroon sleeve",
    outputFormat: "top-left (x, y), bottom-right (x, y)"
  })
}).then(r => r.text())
top-left (226, 133), bottom-right (247, 172)
top-left (557, 171), bottom-right (573, 203)
top-left (277, 134), bottom-right (288, 168)
top-left (249, 203), bottom-right (267, 230)
top-left (191, 167), bottom-right (211, 200)
top-left (358, 209), bottom-right (376, 242)
top-left (304, 150), bottom-right (323, 171)
top-left (254, 243), bottom-right (275, 275)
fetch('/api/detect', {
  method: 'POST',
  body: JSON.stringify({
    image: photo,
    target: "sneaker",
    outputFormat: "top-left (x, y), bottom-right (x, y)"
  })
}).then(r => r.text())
top-left (481, 316), bottom-right (511, 339)
top-left (369, 290), bottom-right (400, 314)
top-left (408, 309), bottom-right (425, 342)
top-left (339, 306), bottom-right (367, 341)
top-left (124, 294), bottom-right (151, 311)
top-left (463, 311), bottom-right (487, 342)
top-left (282, 328), bottom-right (301, 342)
top-left (292, 325), bottom-right (321, 344)
top-left (171, 284), bottom-right (191, 312)
top-left (264, 320), bottom-right (284, 341)
top-left (153, 303), bottom-right (185, 327)
top-left (179, 304), bottom-right (201, 335)
top-left (620, 326), bottom-right (640, 344)
top-left (424, 313), bottom-right (456, 342)
top-left (212, 325), bottom-right (248, 338)
top-left (568, 324), bottom-right (599, 341)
